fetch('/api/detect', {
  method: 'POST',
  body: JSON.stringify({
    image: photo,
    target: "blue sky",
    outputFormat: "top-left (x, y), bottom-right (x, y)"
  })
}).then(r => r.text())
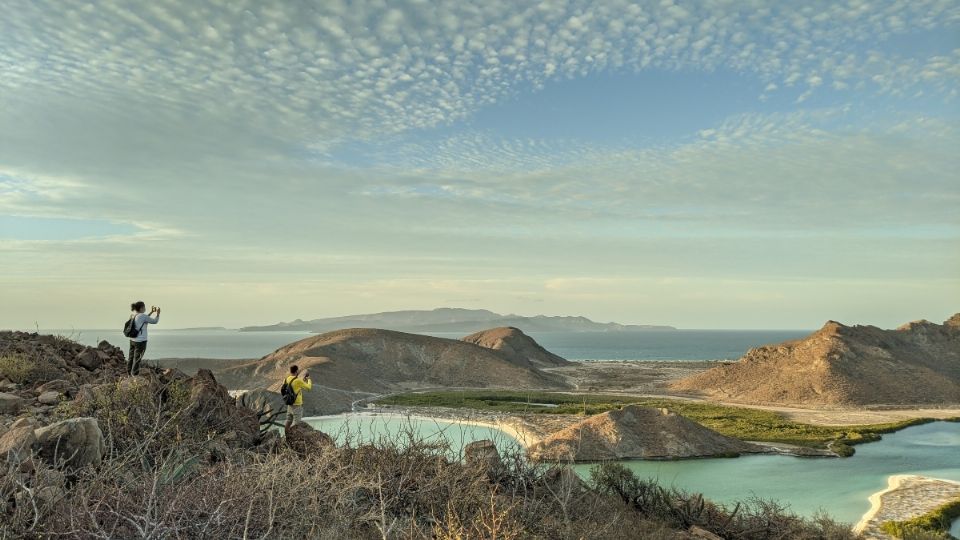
top-left (0, 0), bottom-right (958, 329)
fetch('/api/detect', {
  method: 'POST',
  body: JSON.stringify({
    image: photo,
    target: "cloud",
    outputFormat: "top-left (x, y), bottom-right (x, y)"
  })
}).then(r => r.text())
top-left (1, 0), bottom-right (957, 146)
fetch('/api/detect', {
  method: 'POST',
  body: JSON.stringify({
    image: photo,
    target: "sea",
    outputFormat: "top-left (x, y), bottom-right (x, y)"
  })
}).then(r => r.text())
top-left (32, 327), bottom-right (960, 529)
top-left (43, 328), bottom-right (811, 361)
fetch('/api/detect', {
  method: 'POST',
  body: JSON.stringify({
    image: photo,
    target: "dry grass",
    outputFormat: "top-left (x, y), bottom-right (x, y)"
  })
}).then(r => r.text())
top-left (3, 376), bottom-right (859, 539)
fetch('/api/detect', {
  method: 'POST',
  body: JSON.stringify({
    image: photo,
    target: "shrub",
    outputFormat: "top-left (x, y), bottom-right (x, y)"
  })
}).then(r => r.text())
top-left (882, 497), bottom-right (960, 539)
top-left (0, 354), bottom-right (61, 385)
top-left (590, 462), bottom-right (857, 540)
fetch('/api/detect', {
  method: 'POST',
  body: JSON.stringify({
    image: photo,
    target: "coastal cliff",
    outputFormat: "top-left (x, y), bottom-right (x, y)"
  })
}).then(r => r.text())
top-left (671, 314), bottom-right (960, 407)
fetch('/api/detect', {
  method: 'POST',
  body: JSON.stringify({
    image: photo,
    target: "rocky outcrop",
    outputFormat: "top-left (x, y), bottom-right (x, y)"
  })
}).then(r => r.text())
top-left (184, 369), bottom-right (260, 446)
top-left (527, 405), bottom-right (762, 461)
top-left (33, 417), bottom-right (105, 470)
top-left (671, 314), bottom-right (960, 407)
top-left (285, 422), bottom-right (334, 456)
top-left (460, 327), bottom-right (571, 368)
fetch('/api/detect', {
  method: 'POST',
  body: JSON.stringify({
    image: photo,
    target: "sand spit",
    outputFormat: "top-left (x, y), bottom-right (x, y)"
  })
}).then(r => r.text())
top-left (855, 474), bottom-right (960, 539)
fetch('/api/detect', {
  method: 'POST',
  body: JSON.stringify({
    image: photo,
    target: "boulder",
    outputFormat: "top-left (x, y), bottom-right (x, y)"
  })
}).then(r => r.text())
top-left (237, 388), bottom-right (286, 423)
top-left (0, 423), bottom-right (37, 467)
top-left (285, 422), bottom-right (334, 456)
top-left (465, 439), bottom-right (502, 472)
top-left (37, 379), bottom-right (75, 396)
top-left (76, 348), bottom-right (102, 371)
top-left (37, 391), bottom-right (61, 405)
top-left (687, 526), bottom-right (724, 540)
top-left (186, 370), bottom-right (259, 446)
top-left (33, 417), bottom-right (105, 470)
top-left (0, 392), bottom-right (23, 415)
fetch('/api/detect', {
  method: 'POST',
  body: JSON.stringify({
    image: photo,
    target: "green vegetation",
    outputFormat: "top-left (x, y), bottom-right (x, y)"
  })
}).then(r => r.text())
top-left (881, 498), bottom-right (960, 540)
top-left (379, 390), bottom-right (949, 451)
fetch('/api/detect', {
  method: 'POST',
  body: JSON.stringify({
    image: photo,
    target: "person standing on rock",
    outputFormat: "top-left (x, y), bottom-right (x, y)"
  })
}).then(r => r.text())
top-left (126, 301), bottom-right (159, 376)
top-left (282, 365), bottom-right (312, 431)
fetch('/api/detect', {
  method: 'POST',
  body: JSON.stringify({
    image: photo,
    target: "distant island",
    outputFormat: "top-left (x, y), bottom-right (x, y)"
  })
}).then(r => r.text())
top-left (239, 307), bottom-right (675, 333)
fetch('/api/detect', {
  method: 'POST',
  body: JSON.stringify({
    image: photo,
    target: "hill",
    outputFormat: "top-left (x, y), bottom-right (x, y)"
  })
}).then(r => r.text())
top-left (527, 405), bottom-right (762, 461)
top-left (671, 314), bottom-right (960, 407)
top-left (215, 327), bottom-right (571, 414)
top-left (239, 307), bottom-right (675, 333)
top-left (460, 327), bottom-right (572, 368)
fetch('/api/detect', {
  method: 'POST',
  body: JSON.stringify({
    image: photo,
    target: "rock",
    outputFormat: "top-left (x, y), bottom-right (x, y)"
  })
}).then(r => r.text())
top-left (37, 379), bottom-right (75, 396)
top-left (0, 379), bottom-right (16, 391)
top-left (541, 466), bottom-right (589, 495)
top-left (687, 526), bottom-right (723, 540)
top-left (465, 439), bottom-right (502, 473)
top-left (33, 417), bottom-right (105, 470)
top-left (37, 391), bottom-right (61, 405)
top-left (237, 388), bottom-right (286, 424)
top-left (285, 422), bottom-right (334, 456)
top-left (0, 392), bottom-right (23, 415)
top-left (10, 417), bottom-right (39, 429)
top-left (0, 423), bottom-right (37, 467)
top-left (75, 348), bottom-right (102, 371)
top-left (254, 429), bottom-right (283, 454)
top-left (188, 370), bottom-right (260, 443)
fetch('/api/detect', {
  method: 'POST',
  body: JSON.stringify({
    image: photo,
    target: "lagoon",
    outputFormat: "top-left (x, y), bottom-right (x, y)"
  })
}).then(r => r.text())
top-left (304, 416), bottom-right (960, 526)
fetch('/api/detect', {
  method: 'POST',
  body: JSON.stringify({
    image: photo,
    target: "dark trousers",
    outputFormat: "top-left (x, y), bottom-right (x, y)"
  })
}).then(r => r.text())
top-left (128, 340), bottom-right (147, 375)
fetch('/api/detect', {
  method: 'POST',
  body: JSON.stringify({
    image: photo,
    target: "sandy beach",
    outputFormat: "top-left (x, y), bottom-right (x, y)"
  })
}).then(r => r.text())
top-left (855, 474), bottom-right (960, 539)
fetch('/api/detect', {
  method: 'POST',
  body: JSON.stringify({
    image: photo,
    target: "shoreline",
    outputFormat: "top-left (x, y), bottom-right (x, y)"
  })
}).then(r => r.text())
top-left (303, 410), bottom-right (542, 448)
top-left (854, 474), bottom-right (960, 537)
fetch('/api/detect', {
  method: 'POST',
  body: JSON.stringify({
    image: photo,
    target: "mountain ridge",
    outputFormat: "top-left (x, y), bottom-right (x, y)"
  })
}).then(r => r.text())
top-left (240, 307), bottom-right (675, 333)
top-left (670, 313), bottom-right (960, 407)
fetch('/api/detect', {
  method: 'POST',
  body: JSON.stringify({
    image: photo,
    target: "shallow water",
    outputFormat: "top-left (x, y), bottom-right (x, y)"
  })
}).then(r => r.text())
top-left (301, 416), bottom-right (960, 526)
top-left (304, 413), bottom-right (522, 456)
top-left (571, 421), bottom-right (960, 525)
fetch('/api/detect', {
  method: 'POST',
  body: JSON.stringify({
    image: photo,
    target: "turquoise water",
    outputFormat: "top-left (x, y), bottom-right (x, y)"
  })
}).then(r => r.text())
top-left (570, 422), bottom-right (960, 525)
top-left (49, 328), bottom-right (810, 361)
top-left (304, 413), bottom-right (522, 456)
top-left (302, 416), bottom-right (960, 526)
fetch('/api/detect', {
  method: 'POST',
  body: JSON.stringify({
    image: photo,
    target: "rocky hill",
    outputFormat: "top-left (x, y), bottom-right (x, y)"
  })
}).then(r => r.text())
top-left (671, 314), bottom-right (960, 407)
top-left (460, 327), bottom-right (571, 368)
top-left (215, 328), bottom-right (571, 414)
top-left (240, 307), bottom-right (675, 333)
top-left (527, 405), bottom-right (762, 461)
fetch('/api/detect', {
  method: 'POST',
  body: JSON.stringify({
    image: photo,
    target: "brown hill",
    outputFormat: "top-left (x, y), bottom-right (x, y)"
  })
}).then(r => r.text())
top-left (460, 327), bottom-right (571, 368)
top-left (527, 405), bottom-right (761, 461)
top-left (215, 328), bottom-right (570, 414)
top-left (671, 314), bottom-right (960, 407)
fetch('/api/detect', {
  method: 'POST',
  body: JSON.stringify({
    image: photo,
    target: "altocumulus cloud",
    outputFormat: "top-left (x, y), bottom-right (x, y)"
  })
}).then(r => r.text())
top-left (0, 0), bottom-right (958, 328)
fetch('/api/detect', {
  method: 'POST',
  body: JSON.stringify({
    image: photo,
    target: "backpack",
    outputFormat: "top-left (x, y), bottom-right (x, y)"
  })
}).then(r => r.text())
top-left (123, 315), bottom-right (144, 338)
top-left (280, 376), bottom-right (298, 406)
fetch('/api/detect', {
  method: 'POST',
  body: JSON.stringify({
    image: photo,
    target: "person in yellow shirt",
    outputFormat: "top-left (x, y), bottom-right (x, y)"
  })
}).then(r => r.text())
top-left (283, 365), bottom-right (312, 430)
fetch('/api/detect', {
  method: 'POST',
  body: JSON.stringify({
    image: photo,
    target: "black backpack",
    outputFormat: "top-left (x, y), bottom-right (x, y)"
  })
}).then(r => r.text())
top-left (280, 377), bottom-right (298, 406)
top-left (123, 316), bottom-right (144, 338)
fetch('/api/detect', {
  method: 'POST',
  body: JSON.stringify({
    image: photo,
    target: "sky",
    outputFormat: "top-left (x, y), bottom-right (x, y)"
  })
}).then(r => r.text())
top-left (1, 0), bottom-right (958, 330)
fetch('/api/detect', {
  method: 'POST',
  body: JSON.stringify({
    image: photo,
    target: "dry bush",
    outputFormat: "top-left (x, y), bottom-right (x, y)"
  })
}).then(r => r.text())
top-left (591, 462), bottom-right (857, 540)
top-left (0, 354), bottom-right (61, 385)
